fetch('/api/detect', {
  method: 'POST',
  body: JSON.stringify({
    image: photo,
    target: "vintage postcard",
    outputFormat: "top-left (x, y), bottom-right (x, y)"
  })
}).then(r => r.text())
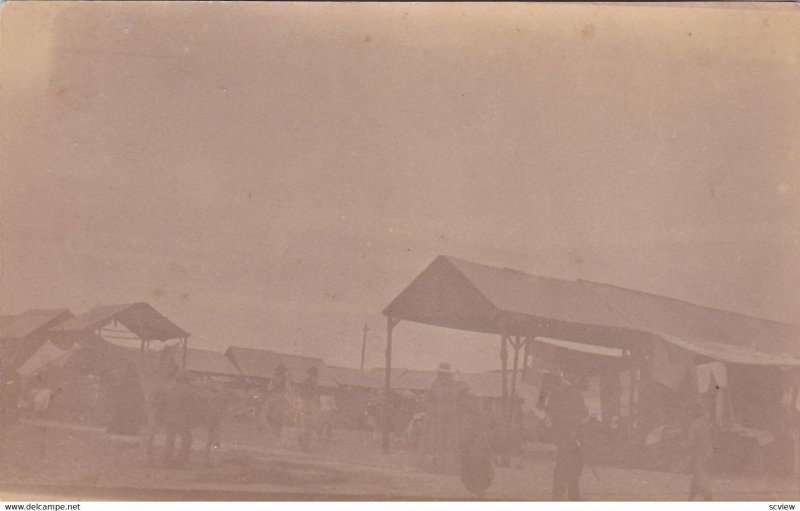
top-left (1, 1), bottom-right (799, 505)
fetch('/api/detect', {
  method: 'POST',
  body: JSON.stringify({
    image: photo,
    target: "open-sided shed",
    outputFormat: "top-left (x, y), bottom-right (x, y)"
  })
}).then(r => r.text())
top-left (49, 302), bottom-right (190, 367)
top-left (381, 255), bottom-right (800, 453)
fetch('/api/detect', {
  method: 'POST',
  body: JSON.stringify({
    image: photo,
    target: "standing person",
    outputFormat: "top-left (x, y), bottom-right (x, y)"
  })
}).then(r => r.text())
top-left (365, 394), bottom-right (382, 442)
top-left (419, 362), bottom-right (462, 474)
top-left (459, 391), bottom-right (495, 498)
top-left (297, 366), bottom-right (321, 451)
top-left (687, 401), bottom-right (714, 501)
top-left (266, 364), bottom-right (289, 437)
top-left (547, 368), bottom-right (589, 501)
top-left (272, 364), bottom-right (288, 395)
top-left (108, 363), bottom-right (146, 435)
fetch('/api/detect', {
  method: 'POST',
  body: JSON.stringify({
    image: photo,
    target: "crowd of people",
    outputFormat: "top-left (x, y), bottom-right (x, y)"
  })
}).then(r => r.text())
top-left (411, 361), bottom-right (716, 501)
top-left (1, 348), bottom-right (721, 501)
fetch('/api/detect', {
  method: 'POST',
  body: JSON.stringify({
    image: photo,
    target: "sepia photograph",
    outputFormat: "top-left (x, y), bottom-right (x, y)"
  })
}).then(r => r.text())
top-left (1, 1), bottom-right (799, 505)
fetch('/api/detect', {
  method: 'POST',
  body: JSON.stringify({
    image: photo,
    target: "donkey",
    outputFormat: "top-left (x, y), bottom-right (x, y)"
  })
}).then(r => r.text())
top-left (142, 376), bottom-right (248, 467)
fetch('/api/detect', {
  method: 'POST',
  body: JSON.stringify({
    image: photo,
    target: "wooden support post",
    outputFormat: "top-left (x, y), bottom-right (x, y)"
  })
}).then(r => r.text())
top-left (510, 337), bottom-right (521, 400)
top-left (360, 323), bottom-right (368, 372)
top-left (627, 349), bottom-right (637, 438)
top-left (182, 338), bottom-right (187, 369)
top-left (500, 334), bottom-right (509, 415)
top-left (522, 336), bottom-right (531, 379)
top-left (510, 336), bottom-right (522, 430)
top-left (383, 316), bottom-right (399, 454)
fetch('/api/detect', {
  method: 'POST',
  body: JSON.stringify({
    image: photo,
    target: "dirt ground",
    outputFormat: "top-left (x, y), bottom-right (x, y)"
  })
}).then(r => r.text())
top-left (1, 418), bottom-right (798, 501)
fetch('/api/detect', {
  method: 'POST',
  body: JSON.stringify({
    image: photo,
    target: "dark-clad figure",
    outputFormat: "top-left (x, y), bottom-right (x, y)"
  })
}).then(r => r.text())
top-left (688, 401), bottom-right (714, 501)
top-left (272, 364), bottom-right (288, 393)
top-left (547, 369), bottom-right (589, 501)
top-left (297, 366), bottom-right (321, 451)
top-left (265, 364), bottom-right (289, 436)
top-left (419, 362), bottom-right (462, 474)
top-left (459, 392), bottom-right (495, 498)
top-left (107, 363), bottom-right (146, 435)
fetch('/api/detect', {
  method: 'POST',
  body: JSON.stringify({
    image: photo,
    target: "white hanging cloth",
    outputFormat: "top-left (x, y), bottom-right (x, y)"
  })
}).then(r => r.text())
top-left (696, 361), bottom-right (727, 393)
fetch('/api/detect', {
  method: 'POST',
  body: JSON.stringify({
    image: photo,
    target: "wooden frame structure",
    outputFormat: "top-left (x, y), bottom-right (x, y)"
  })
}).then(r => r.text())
top-left (50, 302), bottom-right (190, 367)
top-left (380, 255), bottom-right (800, 454)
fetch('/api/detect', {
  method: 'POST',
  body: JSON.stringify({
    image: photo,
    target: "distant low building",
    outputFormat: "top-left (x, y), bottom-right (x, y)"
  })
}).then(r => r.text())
top-left (180, 347), bottom-right (242, 383)
top-left (224, 345), bottom-right (337, 388)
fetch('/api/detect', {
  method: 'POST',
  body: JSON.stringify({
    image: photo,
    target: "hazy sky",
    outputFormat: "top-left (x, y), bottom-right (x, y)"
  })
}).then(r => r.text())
top-left (2, 2), bottom-right (798, 372)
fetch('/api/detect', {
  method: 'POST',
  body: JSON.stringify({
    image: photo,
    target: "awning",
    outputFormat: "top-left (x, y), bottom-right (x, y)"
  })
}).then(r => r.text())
top-left (534, 336), bottom-right (624, 358)
top-left (661, 335), bottom-right (800, 367)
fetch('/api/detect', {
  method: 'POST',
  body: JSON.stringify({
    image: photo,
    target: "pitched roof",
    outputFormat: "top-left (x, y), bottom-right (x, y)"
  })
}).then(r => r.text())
top-left (446, 257), bottom-right (625, 329)
top-left (322, 365), bottom-right (374, 388)
top-left (1, 309), bottom-right (73, 340)
top-left (224, 346), bottom-right (335, 386)
top-left (580, 280), bottom-right (800, 357)
top-left (367, 367), bottom-right (439, 391)
top-left (184, 348), bottom-right (241, 377)
top-left (53, 302), bottom-right (189, 341)
top-left (383, 255), bottom-right (800, 364)
top-left (224, 346), bottom-right (282, 380)
top-left (382, 255), bottom-right (634, 343)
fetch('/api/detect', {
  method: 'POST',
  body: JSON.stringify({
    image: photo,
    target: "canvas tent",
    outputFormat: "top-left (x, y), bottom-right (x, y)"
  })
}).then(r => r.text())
top-left (16, 340), bottom-right (77, 378)
top-left (1, 308), bottom-right (73, 369)
top-left (381, 255), bottom-right (800, 453)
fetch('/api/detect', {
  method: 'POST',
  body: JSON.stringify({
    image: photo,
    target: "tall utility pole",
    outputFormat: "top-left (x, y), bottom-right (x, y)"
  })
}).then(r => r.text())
top-left (360, 322), bottom-right (368, 371)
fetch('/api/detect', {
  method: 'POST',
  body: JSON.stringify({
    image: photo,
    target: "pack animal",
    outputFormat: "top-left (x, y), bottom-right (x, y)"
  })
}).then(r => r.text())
top-left (142, 379), bottom-right (245, 467)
